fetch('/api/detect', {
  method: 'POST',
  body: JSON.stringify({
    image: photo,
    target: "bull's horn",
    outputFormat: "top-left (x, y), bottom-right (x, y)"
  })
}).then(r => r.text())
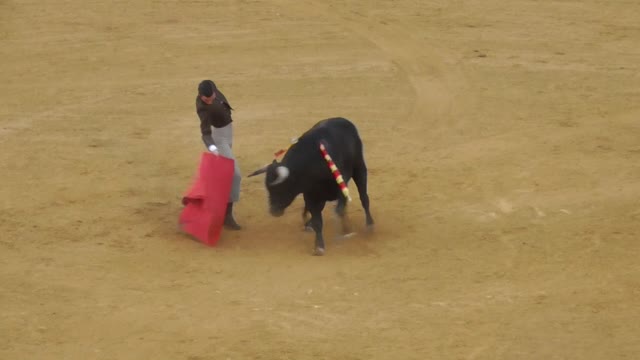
top-left (247, 164), bottom-right (269, 177)
top-left (270, 166), bottom-right (289, 186)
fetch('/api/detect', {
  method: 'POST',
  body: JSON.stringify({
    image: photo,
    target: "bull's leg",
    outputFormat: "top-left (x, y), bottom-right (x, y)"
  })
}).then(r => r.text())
top-left (335, 196), bottom-right (354, 237)
top-left (302, 205), bottom-right (313, 232)
top-left (353, 163), bottom-right (374, 230)
top-left (307, 200), bottom-right (327, 256)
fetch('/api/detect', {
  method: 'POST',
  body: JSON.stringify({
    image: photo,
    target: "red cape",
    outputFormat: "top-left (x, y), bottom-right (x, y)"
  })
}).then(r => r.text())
top-left (179, 152), bottom-right (235, 246)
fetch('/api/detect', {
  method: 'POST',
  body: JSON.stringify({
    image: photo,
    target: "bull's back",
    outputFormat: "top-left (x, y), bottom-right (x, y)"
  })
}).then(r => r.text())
top-left (288, 117), bottom-right (361, 170)
top-left (310, 117), bottom-right (361, 146)
top-left (308, 117), bottom-right (363, 177)
top-left (311, 117), bottom-right (358, 134)
top-left (326, 117), bottom-right (362, 159)
top-left (284, 117), bottom-right (363, 198)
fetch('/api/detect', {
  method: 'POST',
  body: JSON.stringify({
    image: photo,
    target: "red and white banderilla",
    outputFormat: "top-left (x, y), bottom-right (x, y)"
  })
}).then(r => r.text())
top-left (319, 143), bottom-right (352, 202)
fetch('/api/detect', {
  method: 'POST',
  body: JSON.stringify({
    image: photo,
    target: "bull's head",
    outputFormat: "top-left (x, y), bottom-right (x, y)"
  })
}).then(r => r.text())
top-left (248, 160), bottom-right (297, 217)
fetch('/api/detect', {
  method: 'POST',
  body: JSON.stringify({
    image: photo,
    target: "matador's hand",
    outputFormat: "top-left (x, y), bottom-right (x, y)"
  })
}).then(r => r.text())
top-left (208, 144), bottom-right (219, 155)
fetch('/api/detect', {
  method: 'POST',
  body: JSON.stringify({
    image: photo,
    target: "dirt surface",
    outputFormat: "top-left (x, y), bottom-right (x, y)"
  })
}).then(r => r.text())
top-left (2, 1), bottom-right (640, 359)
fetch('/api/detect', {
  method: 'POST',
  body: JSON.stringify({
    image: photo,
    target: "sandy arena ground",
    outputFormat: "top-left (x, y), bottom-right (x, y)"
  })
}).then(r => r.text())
top-left (2, 1), bottom-right (640, 359)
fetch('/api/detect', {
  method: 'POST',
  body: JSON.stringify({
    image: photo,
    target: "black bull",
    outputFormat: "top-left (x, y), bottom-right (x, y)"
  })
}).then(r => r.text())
top-left (248, 117), bottom-right (374, 255)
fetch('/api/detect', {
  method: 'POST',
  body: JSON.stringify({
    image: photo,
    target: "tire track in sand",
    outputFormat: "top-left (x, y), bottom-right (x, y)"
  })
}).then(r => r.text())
top-left (295, 2), bottom-right (470, 143)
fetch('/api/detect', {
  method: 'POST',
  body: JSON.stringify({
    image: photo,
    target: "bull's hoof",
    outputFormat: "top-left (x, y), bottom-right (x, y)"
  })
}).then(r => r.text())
top-left (366, 224), bottom-right (375, 233)
top-left (313, 247), bottom-right (325, 256)
top-left (303, 225), bottom-right (314, 232)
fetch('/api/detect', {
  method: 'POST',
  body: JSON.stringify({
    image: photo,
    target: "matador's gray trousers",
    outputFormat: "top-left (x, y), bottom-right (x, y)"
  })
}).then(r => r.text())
top-left (211, 123), bottom-right (241, 203)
